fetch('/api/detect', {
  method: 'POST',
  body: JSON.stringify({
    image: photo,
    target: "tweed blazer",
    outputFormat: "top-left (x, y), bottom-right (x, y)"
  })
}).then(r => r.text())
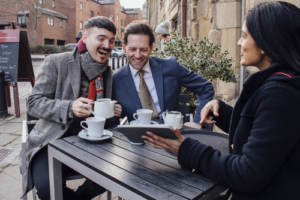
top-left (20, 49), bottom-right (112, 197)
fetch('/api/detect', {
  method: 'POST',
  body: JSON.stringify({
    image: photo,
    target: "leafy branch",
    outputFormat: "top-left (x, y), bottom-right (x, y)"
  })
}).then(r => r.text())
top-left (153, 32), bottom-right (236, 82)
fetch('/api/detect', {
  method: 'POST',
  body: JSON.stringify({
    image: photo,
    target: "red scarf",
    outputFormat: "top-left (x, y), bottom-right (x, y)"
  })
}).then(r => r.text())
top-left (88, 75), bottom-right (104, 100)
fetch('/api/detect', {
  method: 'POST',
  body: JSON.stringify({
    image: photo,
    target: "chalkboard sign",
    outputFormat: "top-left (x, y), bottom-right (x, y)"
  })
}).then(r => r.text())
top-left (0, 30), bottom-right (20, 82)
top-left (0, 29), bottom-right (34, 84)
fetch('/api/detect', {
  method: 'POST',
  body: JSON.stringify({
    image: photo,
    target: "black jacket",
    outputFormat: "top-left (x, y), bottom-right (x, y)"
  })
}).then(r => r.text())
top-left (178, 63), bottom-right (300, 200)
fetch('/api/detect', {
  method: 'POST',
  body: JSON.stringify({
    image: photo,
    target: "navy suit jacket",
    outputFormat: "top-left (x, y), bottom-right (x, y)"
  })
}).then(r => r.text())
top-left (112, 57), bottom-right (214, 122)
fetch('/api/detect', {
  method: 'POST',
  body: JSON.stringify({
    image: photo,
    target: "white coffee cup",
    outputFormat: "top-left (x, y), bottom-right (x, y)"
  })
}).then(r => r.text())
top-left (162, 111), bottom-right (183, 129)
top-left (93, 98), bottom-right (116, 119)
top-left (80, 117), bottom-right (106, 138)
top-left (133, 109), bottom-right (153, 124)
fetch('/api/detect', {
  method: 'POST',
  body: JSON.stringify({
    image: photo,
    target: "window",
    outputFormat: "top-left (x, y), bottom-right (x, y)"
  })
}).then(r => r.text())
top-left (80, 22), bottom-right (83, 30)
top-left (90, 10), bottom-right (94, 17)
top-left (17, 15), bottom-right (28, 27)
top-left (80, 2), bottom-right (83, 10)
top-left (57, 40), bottom-right (65, 46)
top-left (44, 38), bottom-right (54, 45)
top-left (52, 0), bottom-right (55, 8)
top-left (39, 0), bottom-right (46, 4)
top-left (48, 17), bottom-right (54, 26)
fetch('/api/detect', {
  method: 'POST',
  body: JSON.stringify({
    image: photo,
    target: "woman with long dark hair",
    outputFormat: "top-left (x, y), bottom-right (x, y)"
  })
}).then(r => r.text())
top-left (143, 1), bottom-right (300, 199)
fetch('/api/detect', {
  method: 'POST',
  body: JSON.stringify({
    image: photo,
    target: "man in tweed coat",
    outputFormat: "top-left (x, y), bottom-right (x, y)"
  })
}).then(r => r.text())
top-left (20, 16), bottom-right (122, 200)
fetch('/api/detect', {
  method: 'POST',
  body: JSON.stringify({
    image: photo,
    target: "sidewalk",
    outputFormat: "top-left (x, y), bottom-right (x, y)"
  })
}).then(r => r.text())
top-left (0, 60), bottom-right (118, 200)
top-left (0, 81), bottom-right (32, 200)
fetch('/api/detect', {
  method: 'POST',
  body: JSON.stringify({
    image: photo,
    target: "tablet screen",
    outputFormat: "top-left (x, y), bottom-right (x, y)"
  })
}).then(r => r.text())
top-left (115, 124), bottom-right (176, 144)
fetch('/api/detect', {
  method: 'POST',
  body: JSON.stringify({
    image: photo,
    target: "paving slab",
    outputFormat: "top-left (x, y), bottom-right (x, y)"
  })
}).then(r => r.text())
top-left (0, 134), bottom-right (18, 146)
top-left (0, 145), bottom-right (21, 169)
top-left (0, 170), bottom-right (22, 200)
top-left (3, 162), bottom-right (21, 181)
top-left (8, 136), bottom-right (22, 148)
top-left (0, 193), bottom-right (7, 200)
top-left (0, 122), bottom-right (22, 135)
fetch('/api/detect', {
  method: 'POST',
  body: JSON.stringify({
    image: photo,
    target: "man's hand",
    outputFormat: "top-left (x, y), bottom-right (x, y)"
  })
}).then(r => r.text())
top-left (114, 103), bottom-right (122, 117)
top-left (142, 129), bottom-right (185, 156)
top-left (199, 99), bottom-right (219, 125)
top-left (72, 97), bottom-right (93, 118)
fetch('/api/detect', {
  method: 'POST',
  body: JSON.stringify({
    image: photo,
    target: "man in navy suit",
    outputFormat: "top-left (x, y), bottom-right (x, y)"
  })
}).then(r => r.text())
top-left (112, 22), bottom-right (214, 123)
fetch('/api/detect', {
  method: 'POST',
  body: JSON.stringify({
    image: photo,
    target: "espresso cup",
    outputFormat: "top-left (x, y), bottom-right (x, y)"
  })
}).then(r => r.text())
top-left (162, 111), bottom-right (183, 129)
top-left (133, 109), bottom-right (153, 124)
top-left (80, 117), bottom-right (106, 138)
top-left (93, 98), bottom-right (115, 119)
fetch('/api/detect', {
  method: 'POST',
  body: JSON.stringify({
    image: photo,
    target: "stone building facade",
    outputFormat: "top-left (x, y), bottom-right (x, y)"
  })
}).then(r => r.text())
top-left (0, 0), bottom-right (142, 46)
top-left (146, 0), bottom-right (300, 100)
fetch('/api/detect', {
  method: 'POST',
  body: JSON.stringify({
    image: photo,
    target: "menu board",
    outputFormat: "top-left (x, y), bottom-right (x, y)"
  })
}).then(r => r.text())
top-left (0, 30), bottom-right (20, 82)
top-left (0, 29), bottom-right (34, 84)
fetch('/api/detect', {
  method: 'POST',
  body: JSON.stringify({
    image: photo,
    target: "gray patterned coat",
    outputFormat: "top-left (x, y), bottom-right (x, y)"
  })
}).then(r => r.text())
top-left (20, 49), bottom-right (112, 197)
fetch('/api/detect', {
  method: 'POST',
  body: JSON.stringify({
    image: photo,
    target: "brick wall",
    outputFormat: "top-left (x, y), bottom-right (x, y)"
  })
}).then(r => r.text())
top-left (0, 0), bottom-right (75, 46)
top-left (0, 0), bottom-right (144, 46)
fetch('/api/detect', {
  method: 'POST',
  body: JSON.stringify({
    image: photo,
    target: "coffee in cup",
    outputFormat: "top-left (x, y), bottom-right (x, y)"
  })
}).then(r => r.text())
top-left (80, 117), bottom-right (106, 138)
top-left (133, 109), bottom-right (153, 124)
top-left (162, 111), bottom-right (183, 129)
top-left (93, 98), bottom-right (116, 119)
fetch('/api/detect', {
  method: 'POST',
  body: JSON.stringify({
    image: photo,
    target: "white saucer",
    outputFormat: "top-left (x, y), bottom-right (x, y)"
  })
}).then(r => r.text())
top-left (130, 120), bottom-right (159, 126)
top-left (129, 141), bottom-right (144, 145)
top-left (78, 129), bottom-right (113, 141)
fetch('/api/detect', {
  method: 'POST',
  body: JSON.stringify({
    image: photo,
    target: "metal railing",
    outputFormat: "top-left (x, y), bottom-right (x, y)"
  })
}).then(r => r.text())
top-left (111, 55), bottom-right (128, 71)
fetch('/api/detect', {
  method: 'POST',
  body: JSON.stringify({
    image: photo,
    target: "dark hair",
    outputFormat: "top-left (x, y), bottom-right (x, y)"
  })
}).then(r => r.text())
top-left (246, 1), bottom-right (300, 73)
top-left (84, 16), bottom-right (116, 35)
top-left (123, 21), bottom-right (155, 46)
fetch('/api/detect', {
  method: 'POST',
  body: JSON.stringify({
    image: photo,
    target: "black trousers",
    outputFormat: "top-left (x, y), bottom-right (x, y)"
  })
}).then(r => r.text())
top-left (31, 147), bottom-right (105, 200)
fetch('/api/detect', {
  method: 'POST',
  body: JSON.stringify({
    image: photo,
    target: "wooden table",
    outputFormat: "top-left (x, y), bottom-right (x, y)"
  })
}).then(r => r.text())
top-left (48, 130), bottom-right (229, 200)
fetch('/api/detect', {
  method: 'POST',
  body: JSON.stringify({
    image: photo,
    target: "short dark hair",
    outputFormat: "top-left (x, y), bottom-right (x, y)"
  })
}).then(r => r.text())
top-left (84, 16), bottom-right (116, 35)
top-left (246, 1), bottom-right (300, 73)
top-left (123, 21), bottom-right (155, 46)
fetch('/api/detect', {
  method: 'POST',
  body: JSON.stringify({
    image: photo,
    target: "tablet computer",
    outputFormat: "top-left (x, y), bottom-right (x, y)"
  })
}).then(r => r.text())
top-left (115, 124), bottom-right (176, 145)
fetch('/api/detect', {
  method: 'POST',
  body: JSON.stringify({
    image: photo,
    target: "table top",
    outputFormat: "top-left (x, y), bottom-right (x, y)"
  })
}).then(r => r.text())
top-left (49, 129), bottom-right (229, 200)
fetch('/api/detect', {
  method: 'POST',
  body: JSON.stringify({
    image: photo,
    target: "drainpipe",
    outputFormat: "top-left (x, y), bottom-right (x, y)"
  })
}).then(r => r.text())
top-left (181, 0), bottom-right (187, 37)
top-left (239, 0), bottom-right (246, 94)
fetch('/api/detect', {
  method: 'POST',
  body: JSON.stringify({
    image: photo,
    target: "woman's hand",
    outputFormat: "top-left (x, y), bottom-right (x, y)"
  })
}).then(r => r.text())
top-left (200, 99), bottom-right (219, 125)
top-left (184, 122), bottom-right (202, 129)
top-left (142, 129), bottom-right (185, 155)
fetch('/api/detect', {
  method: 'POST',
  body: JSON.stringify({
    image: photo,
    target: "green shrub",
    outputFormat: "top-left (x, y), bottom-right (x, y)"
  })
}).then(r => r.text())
top-left (30, 45), bottom-right (63, 54)
top-left (153, 32), bottom-right (236, 108)
top-left (152, 32), bottom-right (236, 82)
